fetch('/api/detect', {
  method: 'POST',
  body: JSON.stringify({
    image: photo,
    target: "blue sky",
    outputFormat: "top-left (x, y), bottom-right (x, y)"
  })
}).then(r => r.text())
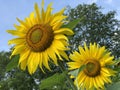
top-left (0, 0), bottom-right (120, 51)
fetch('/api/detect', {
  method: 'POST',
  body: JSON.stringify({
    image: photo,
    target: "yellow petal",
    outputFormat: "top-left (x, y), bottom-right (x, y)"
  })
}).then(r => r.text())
top-left (47, 47), bottom-right (58, 65)
top-left (11, 44), bottom-right (25, 56)
top-left (97, 46), bottom-right (105, 59)
top-left (27, 52), bottom-right (34, 74)
top-left (67, 62), bottom-right (81, 70)
top-left (102, 75), bottom-right (112, 83)
top-left (42, 51), bottom-right (51, 70)
top-left (7, 30), bottom-right (25, 37)
top-left (54, 28), bottom-right (74, 35)
top-left (27, 52), bottom-right (39, 74)
top-left (20, 59), bottom-right (27, 70)
top-left (41, 8), bottom-right (45, 23)
top-left (19, 49), bottom-right (30, 64)
top-left (32, 53), bottom-right (40, 73)
top-left (54, 34), bottom-right (68, 41)
top-left (41, 0), bottom-right (44, 8)
top-left (29, 12), bottom-right (35, 25)
top-left (97, 76), bottom-right (104, 87)
top-left (52, 46), bottom-right (63, 60)
top-left (17, 18), bottom-right (29, 28)
top-left (95, 77), bottom-right (102, 88)
top-left (14, 24), bottom-right (21, 30)
top-left (52, 22), bottom-right (63, 30)
top-left (52, 40), bottom-right (68, 50)
top-left (39, 53), bottom-right (45, 73)
top-left (74, 51), bottom-right (81, 58)
top-left (79, 46), bottom-right (88, 59)
top-left (84, 77), bottom-right (89, 89)
top-left (89, 43), bottom-right (96, 57)
top-left (45, 2), bottom-right (53, 23)
top-left (69, 52), bottom-right (83, 62)
top-left (84, 42), bottom-right (90, 56)
top-left (34, 3), bottom-right (41, 23)
top-left (8, 38), bottom-right (25, 45)
top-left (77, 72), bottom-right (86, 86)
top-left (93, 78), bottom-right (98, 89)
top-left (25, 17), bottom-right (31, 27)
top-left (101, 68), bottom-right (111, 76)
top-left (53, 8), bottom-right (65, 17)
top-left (51, 16), bottom-right (67, 25)
top-left (89, 78), bottom-right (93, 89)
top-left (105, 56), bottom-right (114, 65)
top-left (59, 50), bottom-right (69, 60)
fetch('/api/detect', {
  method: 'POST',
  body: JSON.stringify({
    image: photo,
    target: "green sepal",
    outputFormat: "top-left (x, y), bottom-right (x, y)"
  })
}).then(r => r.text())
top-left (6, 55), bottom-right (19, 71)
top-left (62, 18), bottom-right (83, 29)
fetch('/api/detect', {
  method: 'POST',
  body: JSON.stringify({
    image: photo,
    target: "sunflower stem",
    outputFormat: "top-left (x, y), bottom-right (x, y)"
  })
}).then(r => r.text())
top-left (58, 61), bottom-right (77, 90)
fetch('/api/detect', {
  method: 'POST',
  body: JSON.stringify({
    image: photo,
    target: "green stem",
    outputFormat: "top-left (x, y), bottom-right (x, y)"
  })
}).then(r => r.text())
top-left (58, 61), bottom-right (77, 90)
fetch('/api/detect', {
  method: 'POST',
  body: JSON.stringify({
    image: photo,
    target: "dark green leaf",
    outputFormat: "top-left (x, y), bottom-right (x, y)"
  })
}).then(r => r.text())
top-left (68, 69), bottom-right (79, 77)
top-left (114, 58), bottom-right (120, 65)
top-left (39, 72), bottom-right (67, 90)
top-left (78, 65), bottom-right (86, 73)
top-left (62, 18), bottom-right (83, 29)
top-left (106, 81), bottom-right (120, 90)
top-left (6, 55), bottom-right (19, 71)
top-left (69, 65), bottom-right (86, 77)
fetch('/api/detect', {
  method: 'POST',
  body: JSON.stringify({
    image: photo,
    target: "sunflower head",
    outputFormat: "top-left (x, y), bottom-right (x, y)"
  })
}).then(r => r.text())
top-left (67, 42), bottom-right (116, 89)
top-left (7, 0), bottom-right (73, 74)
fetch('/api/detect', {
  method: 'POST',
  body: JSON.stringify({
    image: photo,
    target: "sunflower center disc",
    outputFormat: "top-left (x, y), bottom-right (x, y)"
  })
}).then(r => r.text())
top-left (26, 24), bottom-right (54, 52)
top-left (31, 29), bottom-right (42, 44)
top-left (84, 60), bottom-right (101, 77)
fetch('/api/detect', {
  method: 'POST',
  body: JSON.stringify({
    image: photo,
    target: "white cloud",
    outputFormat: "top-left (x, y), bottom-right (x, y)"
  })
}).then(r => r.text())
top-left (87, 0), bottom-right (98, 4)
top-left (105, 0), bottom-right (113, 4)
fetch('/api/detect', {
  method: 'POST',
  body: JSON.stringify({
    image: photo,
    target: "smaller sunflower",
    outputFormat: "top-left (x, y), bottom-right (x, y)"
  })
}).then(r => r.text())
top-left (67, 43), bottom-right (116, 90)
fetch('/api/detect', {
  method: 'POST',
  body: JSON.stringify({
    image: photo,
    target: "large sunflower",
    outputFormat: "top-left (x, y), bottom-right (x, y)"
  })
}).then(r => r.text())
top-left (7, 1), bottom-right (73, 74)
top-left (67, 43), bottom-right (116, 90)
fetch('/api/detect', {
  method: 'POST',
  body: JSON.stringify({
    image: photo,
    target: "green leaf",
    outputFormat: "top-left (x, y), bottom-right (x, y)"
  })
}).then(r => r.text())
top-left (78, 65), bottom-right (86, 73)
top-left (68, 69), bottom-right (79, 77)
top-left (6, 55), bottom-right (19, 71)
top-left (62, 18), bottom-right (83, 29)
top-left (39, 72), bottom-right (67, 90)
top-left (106, 81), bottom-right (120, 90)
top-left (114, 58), bottom-right (120, 65)
top-left (69, 65), bottom-right (86, 77)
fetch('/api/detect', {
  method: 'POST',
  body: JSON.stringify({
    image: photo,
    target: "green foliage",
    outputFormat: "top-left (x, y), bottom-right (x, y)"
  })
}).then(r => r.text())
top-left (106, 81), bottom-right (120, 90)
top-left (69, 65), bottom-right (86, 77)
top-left (0, 51), bottom-right (10, 81)
top-left (114, 58), bottom-right (120, 66)
top-left (0, 51), bottom-right (40, 90)
top-left (0, 3), bottom-right (120, 90)
top-left (0, 51), bottom-right (64, 90)
top-left (6, 54), bottom-right (19, 71)
top-left (62, 18), bottom-right (83, 29)
top-left (66, 3), bottom-right (120, 58)
top-left (66, 3), bottom-right (120, 89)
top-left (39, 72), bottom-right (67, 90)
top-left (69, 69), bottom-right (79, 78)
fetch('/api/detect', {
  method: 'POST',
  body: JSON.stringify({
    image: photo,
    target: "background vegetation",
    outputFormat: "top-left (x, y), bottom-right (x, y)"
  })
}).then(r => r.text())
top-left (0, 3), bottom-right (120, 90)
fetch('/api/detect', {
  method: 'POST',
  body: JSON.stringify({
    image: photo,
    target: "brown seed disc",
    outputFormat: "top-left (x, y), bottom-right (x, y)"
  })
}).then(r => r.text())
top-left (26, 24), bottom-right (54, 52)
top-left (84, 60), bottom-right (101, 77)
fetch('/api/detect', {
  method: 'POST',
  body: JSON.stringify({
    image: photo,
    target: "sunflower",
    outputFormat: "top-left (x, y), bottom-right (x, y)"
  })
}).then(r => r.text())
top-left (67, 43), bottom-right (116, 90)
top-left (7, 0), bottom-right (73, 74)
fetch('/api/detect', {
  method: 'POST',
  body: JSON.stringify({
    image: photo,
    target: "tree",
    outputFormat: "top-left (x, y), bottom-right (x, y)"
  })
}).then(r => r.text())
top-left (0, 51), bottom-right (39, 90)
top-left (0, 51), bottom-right (10, 90)
top-left (1, 3), bottom-right (120, 90)
top-left (66, 3), bottom-right (120, 58)
top-left (0, 51), bottom-right (62, 90)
